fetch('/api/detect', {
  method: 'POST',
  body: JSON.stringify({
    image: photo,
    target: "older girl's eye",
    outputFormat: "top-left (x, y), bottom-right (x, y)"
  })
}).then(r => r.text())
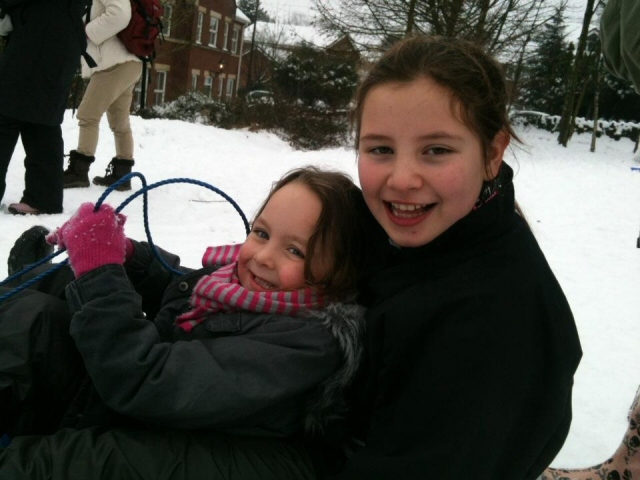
top-left (369, 146), bottom-right (394, 155)
top-left (287, 246), bottom-right (305, 259)
top-left (425, 146), bottom-right (452, 155)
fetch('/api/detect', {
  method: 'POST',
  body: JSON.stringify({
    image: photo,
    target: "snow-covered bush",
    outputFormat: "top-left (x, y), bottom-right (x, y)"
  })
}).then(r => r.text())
top-left (138, 92), bottom-right (236, 128)
top-left (135, 91), bottom-right (351, 150)
top-left (510, 111), bottom-right (640, 143)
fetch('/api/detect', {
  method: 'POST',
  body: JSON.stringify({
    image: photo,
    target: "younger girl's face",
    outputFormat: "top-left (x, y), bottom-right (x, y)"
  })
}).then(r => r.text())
top-left (357, 77), bottom-right (507, 248)
top-left (237, 182), bottom-right (324, 292)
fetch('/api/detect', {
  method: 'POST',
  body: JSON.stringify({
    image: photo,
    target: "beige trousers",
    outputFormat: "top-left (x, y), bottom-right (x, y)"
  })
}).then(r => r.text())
top-left (76, 61), bottom-right (142, 160)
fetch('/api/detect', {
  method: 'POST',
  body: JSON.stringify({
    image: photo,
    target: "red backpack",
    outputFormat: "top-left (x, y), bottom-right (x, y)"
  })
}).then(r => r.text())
top-left (117, 0), bottom-right (163, 59)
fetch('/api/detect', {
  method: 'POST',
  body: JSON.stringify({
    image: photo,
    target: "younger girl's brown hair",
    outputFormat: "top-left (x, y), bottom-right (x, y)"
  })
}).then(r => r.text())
top-left (253, 166), bottom-right (364, 301)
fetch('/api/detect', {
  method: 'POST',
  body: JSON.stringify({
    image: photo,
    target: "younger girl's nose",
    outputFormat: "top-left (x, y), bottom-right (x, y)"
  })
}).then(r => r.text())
top-left (254, 246), bottom-right (275, 268)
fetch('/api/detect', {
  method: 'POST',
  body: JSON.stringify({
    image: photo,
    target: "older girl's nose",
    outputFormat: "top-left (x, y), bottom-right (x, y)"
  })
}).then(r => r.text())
top-left (386, 156), bottom-right (423, 191)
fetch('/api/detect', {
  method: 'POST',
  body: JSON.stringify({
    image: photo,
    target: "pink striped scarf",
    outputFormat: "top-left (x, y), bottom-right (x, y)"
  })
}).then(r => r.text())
top-left (175, 244), bottom-right (324, 332)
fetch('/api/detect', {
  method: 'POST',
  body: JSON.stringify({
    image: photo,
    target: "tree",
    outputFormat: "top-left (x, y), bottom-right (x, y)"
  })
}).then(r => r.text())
top-left (518, 5), bottom-right (573, 115)
top-left (272, 46), bottom-right (358, 109)
top-left (238, 0), bottom-right (271, 23)
top-left (556, 0), bottom-right (601, 146)
top-left (313, 0), bottom-right (564, 61)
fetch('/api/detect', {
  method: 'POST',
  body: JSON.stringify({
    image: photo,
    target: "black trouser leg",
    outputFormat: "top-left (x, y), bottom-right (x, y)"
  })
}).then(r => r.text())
top-left (0, 115), bottom-right (21, 204)
top-left (0, 287), bottom-right (85, 436)
top-left (20, 123), bottom-right (64, 214)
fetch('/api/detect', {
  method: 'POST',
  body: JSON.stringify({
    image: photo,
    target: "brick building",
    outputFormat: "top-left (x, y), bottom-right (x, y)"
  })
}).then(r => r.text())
top-left (135, 0), bottom-right (250, 108)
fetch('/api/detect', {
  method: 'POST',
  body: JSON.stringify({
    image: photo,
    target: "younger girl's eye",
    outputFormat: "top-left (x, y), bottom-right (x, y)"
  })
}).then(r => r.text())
top-left (252, 228), bottom-right (269, 240)
top-left (287, 246), bottom-right (305, 259)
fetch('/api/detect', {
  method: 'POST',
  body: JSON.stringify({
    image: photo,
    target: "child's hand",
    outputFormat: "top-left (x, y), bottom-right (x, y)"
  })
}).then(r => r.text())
top-left (46, 202), bottom-right (127, 277)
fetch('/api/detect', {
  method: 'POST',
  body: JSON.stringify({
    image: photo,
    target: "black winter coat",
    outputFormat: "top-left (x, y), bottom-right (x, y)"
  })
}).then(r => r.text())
top-left (0, 0), bottom-right (87, 125)
top-left (335, 163), bottom-right (582, 479)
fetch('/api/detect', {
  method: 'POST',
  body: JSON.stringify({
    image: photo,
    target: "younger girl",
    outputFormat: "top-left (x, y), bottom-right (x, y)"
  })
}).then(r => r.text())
top-left (0, 166), bottom-right (365, 445)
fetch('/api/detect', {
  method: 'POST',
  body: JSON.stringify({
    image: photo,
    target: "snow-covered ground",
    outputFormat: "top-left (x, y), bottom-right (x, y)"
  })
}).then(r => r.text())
top-left (1, 112), bottom-right (639, 468)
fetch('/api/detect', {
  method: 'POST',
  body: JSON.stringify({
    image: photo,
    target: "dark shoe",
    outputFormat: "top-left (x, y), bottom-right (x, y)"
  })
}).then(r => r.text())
top-left (7, 226), bottom-right (53, 276)
top-left (63, 150), bottom-right (95, 189)
top-left (92, 157), bottom-right (134, 191)
top-left (8, 202), bottom-right (40, 215)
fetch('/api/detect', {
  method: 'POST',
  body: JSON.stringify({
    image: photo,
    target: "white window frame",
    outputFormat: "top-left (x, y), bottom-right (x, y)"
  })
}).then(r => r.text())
top-left (231, 26), bottom-right (240, 54)
top-left (225, 78), bottom-right (234, 100)
top-left (196, 12), bottom-right (204, 44)
top-left (204, 76), bottom-right (213, 98)
top-left (208, 17), bottom-right (219, 47)
top-left (222, 22), bottom-right (229, 51)
top-left (154, 71), bottom-right (167, 105)
top-left (191, 74), bottom-right (198, 91)
top-left (162, 4), bottom-right (172, 37)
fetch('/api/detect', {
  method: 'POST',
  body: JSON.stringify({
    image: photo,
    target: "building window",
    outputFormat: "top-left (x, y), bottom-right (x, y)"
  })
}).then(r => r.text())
top-left (196, 12), bottom-right (204, 44)
top-left (192, 74), bottom-right (198, 91)
top-left (225, 78), bottom-right (234, 100)
top-left (231, 27), bottom-right (240, 54)
top-left (204, 76), bottom-right (213, 98)
top-left (223, 22), bottom-right (229, 51)
top-left (217, 77), bottom-right (224, 98)
top-left (209, 17), bottom-right (219, 47)
top-left (162, 4), bottom-right (172, 36)
top-left (154, 71), bottom-right (167, 105)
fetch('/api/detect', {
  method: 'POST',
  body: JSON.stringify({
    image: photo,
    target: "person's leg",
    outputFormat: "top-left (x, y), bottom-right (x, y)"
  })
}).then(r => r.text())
top-left (539, 387), bottom-right (640, 480)
top-left (0, 288), bottom-right (85, 437)
top-left (91, 61), bottom-right (142, 191)
top-left (105, 61), bottom-right (142, 161)
top-left (0, 115), bottom-right (21, 204)
top-left (7, 226), bottom-right (53, 277)
top-left (19, 123), bottom-right (64, 214)
top-left (0, 426), bottom-right (317, 479)
top-left (76, 61), bottom-right (141, 158)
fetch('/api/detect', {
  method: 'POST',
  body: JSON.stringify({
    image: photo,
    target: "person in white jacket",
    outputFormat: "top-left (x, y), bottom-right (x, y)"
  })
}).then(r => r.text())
top-left (63, 0), bottom-right (141, 192)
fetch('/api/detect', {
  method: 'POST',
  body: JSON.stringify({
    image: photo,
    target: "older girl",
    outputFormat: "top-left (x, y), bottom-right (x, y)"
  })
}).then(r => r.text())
top-left (328, 35), bottom-right (582, 479)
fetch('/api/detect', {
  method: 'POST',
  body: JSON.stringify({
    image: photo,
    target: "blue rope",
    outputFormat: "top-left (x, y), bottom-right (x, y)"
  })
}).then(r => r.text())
top-left (0, 172), bottom-right (249, 303)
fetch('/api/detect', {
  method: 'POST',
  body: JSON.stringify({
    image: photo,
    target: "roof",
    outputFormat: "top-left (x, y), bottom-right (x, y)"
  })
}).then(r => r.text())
top-left (235, 7), bottom-right (251, 25)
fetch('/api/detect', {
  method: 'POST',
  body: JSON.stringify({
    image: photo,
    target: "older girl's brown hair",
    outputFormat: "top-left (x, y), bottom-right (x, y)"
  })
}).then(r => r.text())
top-left (253, 166), bottom-right (364, 301)
top-left (351, 35), bottom-right (521, 173)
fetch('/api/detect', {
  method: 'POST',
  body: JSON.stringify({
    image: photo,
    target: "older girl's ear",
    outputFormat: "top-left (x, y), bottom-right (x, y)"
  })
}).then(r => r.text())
top-left (486, 130), bottom-right (510, 180)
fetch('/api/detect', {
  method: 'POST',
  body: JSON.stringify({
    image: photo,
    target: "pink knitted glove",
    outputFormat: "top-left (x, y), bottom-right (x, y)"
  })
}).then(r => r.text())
top-left (46, 202), bottom-right (127, 278)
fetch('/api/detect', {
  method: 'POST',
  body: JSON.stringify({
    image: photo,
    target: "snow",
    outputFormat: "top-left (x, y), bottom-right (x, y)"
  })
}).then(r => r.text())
top-left (2, 111), bottom-right (640, 469)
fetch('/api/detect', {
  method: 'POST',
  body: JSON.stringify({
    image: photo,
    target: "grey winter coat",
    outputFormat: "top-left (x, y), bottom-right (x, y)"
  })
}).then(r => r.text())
top-left (64, 240), bottom-right (364, 437)
top-left (0, 0), bottom-right (87, 125)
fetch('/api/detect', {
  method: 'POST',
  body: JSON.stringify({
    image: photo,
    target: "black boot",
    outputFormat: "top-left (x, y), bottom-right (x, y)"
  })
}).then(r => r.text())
top-left (7, 226), bottom-right (53, 276)
top-left (63, 150), bottom-right (95, 189)
top-left (92, 158), bottom-right (134, 191)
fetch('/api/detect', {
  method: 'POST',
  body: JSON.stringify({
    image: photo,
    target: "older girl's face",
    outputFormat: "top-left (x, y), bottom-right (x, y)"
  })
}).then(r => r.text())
top-left (357, 77), bottom-right (508, 248)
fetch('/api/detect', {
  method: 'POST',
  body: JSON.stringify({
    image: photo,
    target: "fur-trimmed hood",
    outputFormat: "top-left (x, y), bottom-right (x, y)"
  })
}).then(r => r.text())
top-left (303, 303), bottom-right (365, 435)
